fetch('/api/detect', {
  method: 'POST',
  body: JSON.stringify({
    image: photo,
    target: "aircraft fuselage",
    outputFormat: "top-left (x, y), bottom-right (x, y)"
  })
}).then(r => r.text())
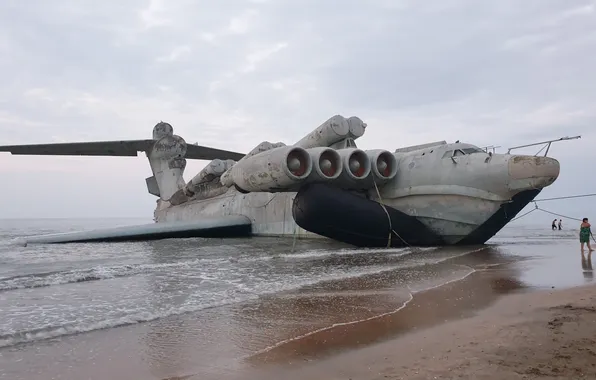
top-left (155, 141), bottom-right (559, 247)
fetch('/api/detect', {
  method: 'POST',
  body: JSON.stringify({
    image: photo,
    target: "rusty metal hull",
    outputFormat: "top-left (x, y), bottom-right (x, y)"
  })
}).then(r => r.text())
top-left (456, 189), bottom-right (541, 245)
top-left (382, 193), bottom-right (508, 244)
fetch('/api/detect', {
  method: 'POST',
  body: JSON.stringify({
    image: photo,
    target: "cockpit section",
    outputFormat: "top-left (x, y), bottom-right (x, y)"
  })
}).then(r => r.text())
top-left (394, 141), bottom-right (487, 160)
top-left (390, 138), bottom-right (560, 199)
top-left (441, 144), bottom-right (485, 158)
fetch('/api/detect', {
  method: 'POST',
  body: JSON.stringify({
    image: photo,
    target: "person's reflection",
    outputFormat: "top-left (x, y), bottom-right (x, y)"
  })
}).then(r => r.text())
top-left (581, 251), bottom-right (593, 281)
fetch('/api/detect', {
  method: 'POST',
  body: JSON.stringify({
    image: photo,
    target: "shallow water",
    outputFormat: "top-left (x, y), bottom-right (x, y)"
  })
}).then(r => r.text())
top-left (0, 219), bottom-right (590, 379)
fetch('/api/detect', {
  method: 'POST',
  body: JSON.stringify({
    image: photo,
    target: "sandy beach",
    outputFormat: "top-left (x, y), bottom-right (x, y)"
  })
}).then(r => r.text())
top-left (242, 280), bottom-right (596, 380)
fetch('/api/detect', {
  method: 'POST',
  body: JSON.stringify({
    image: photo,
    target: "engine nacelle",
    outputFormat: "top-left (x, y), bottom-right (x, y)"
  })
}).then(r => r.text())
top-left (347, 116), bottom-right (366, 139)
top-left (304, 147), bottom-right (343, 182)
top-left (330, 148), bottom-right (372, 188)
top-left (245, 141), bottom-right (286, 158)
top-left (366, 149), bottom-right (398, 184)
top-left (168, 159), bottom-right (235, 205)
top-left (185, 159), bottom-right (234, 194)
top-left (228, 146), bottom-right (313, 193)
top-left (295, 115), bottom-right (363, 149)
top-left (220, 141), bottom-right (285, 187)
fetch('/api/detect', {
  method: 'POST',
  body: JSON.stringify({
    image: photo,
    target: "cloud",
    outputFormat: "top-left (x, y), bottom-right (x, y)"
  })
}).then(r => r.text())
top-left (241, 42), bottom-right (288, 72)
top-left (227, 9), bottom-right (259, 35)
top-left (156, 45), bottom-right (192, 62)
top-left (140, 0), bottom-right (171, 29)
top-left (0, 0), bottom-right (594, 222)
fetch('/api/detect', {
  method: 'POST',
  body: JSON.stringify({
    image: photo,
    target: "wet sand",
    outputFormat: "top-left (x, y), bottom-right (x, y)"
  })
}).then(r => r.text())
top-left (222, 251), bottom-right (596, 380)
top-left (247, 280), bottom-right (596, 380)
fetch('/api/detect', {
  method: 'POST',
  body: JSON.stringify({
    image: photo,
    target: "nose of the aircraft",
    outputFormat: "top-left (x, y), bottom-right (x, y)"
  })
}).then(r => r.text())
top-left (508, 155), bottom-right (560, 191)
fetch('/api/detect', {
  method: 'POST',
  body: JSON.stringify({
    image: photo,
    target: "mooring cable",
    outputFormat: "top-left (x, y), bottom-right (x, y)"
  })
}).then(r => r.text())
top-left (373, 180), bottom-right (411, 248)
top-left (533, 193), bottom-right (596, 202)
top-left (370, 189), bottom-right (596, 247)
top-left (508, 192), bottom-right (596, 243)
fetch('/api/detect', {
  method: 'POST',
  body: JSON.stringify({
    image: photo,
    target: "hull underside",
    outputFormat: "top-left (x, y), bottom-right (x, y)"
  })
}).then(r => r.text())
top-left (292, 184), bottom-right (539, 247)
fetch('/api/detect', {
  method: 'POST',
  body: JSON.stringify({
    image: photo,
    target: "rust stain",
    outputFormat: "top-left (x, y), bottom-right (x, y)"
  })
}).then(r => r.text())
top-left (512, 156), bottom-right (550, 165)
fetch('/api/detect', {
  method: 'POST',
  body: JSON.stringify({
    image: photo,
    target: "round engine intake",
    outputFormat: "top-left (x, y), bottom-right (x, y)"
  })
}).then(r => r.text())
top-left (230, 146), bottom-right (313, 192)
top-left (337, 148), bottom-right (371, 181)
top-left (305, 147), bottom-right (343, 182)
top-left (285, 147), bottom-right (311, 178)
top-left (366, 149), bottom-right (398, 182)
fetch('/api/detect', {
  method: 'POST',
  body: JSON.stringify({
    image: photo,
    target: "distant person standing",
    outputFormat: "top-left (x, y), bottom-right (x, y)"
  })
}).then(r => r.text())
top-left (552, 219), bottom-right (557, 230)
top-left (558, 219), bottom-right (562, 230)
top-left (580, 218), bottom-right (594, 253)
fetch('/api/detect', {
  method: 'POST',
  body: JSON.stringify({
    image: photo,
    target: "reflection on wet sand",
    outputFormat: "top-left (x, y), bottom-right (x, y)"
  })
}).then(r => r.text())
top-left (582, 251), bottom-right (593, 281)
top-left (134, 245), bottom-right (523, 379)
top-left (243, 248), bottom-right (527, 368)
top-left (142, 241), bottom-right (196, 380)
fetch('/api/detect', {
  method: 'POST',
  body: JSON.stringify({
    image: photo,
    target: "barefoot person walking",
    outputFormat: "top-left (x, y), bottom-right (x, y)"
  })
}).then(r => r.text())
top-left (580, 218), bottom-right (594, 253)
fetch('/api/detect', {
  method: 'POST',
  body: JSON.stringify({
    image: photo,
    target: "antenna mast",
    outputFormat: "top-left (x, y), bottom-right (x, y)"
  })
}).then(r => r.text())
top-left (507, 135), bottom-right (581, 156)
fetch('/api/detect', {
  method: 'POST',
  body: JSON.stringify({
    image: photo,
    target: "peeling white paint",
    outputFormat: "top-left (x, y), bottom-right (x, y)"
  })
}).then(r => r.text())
top-left (152, 117), bottom-right (560, 243)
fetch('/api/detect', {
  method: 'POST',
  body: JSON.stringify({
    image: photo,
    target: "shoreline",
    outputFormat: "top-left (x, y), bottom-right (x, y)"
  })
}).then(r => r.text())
top-left (237, 281), bottom-right (596, 380)
top-left (237, 252), bottom-right (531, 369)
top-left (2, 238), bottom-right (592, 380)
top-left (248, 263), bottom-right (478, 359)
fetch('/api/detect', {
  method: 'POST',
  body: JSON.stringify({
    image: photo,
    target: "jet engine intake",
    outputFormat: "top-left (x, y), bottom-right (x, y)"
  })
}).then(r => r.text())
top-left (329, 148), bottom-right (371, 188)
top-left (229, 146), bottom-right (313, 193)
top-left (305, 147), bottom-right (343, 182)
top-left (366, 149), bottom-right (398, 183)
top-left (341, 148), bottom-right (371, 180)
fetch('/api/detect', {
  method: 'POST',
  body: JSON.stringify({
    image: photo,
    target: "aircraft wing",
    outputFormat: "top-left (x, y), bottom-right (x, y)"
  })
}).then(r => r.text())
top-left (17, 215), bottom-right (252, 245)
top-left (0, 140), bottom-right (155, 157)
top-left (185, 144), bottom-right (245, 161)
top-left (0, 140), bottom-right (245, 161)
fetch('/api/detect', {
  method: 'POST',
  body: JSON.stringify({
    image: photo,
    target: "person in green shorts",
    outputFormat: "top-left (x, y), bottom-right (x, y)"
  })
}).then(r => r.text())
top-left (580, 218), bottom-right (594, 253)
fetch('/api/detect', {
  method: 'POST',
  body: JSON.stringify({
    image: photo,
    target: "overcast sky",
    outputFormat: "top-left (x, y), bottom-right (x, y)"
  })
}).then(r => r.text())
top-left (0, 0), bottom-right (595, 227)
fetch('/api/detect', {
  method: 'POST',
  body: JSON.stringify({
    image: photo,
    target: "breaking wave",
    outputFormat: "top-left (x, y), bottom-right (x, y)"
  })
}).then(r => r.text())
top-left (0, 246), bottom-right (475, 348)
